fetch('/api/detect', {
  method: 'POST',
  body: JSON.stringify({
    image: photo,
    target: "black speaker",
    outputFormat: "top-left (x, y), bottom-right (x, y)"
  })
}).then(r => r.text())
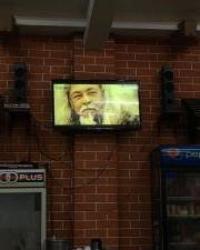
top-left (160, 65), bottom-right (175, 114)
top-left (13, 62), bottom-right (27, 103)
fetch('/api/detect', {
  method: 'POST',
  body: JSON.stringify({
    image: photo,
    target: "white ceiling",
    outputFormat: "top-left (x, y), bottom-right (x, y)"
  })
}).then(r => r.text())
top-left (1, 0), bottom-right (200, 49)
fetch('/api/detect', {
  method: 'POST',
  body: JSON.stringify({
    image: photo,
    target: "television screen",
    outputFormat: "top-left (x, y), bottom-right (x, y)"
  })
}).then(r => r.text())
top-left (52, 80), bottom-right (141, 131)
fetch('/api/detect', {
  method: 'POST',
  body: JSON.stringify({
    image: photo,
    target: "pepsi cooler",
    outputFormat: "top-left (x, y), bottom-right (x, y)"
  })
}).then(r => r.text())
top-left (151, 145), bottom-right (200, 250)
top-left (0, 166), bottom-right (46, 250)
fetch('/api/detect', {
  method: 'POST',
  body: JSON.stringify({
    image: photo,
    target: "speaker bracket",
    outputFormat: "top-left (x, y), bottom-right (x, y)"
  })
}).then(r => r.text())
top-left (158, 108), bottom-right (182, 134)
top-left (3, 102), bottom-right (31, 133)
top-left (4, 103), bottom-right (30, 112)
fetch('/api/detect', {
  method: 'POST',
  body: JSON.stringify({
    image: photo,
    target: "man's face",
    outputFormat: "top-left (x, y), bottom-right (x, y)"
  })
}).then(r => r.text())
top-left (69, 84), bottom-right (104, 121)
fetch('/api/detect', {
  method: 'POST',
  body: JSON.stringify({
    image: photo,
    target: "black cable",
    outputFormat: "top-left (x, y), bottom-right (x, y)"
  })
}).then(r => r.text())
top-left (27, 113), bottom-right (75, 240)
top-left (42, 132), bottom-right (75, 242)
top-left (30, 114), bottom-right (71, 162)
top-left (115, 132), bottom-right (123, 245)
top-left (26, 113), bottom-right (32, 163)
top-left (67, 134), bottom-right (75, 248)
top-left (70, 141), bottom-right (117, 190)
top-left (46, 160), bottom-right (55, 237)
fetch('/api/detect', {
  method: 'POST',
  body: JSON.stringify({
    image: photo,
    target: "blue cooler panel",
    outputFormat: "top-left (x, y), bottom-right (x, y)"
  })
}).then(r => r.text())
top-left (157, 145), bottom-right (200, 167)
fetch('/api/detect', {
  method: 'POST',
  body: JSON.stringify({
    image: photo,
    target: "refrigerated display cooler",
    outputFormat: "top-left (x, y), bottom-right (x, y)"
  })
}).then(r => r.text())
top-left (151, 145), bottom-right (200, 250)
top-left (0, 165), bottom-right (46, 250)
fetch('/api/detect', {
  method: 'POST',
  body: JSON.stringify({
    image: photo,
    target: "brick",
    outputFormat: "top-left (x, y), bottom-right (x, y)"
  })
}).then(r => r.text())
top-left (75, 56), bottom-right (95, 64)
top-left (45, 58), bottom-right (65, 65)
top-left (85, 65), bottom-right (105, 72)
top-left (29, 50), bottom-right (50, 57)
top-left (136, 53), bottom-right (158, 61)
top-left (75, 152), bottom-right (96, 160)
top-left (51, 66), bottom-right (70, 74)
top-left (51, 51), bottom-right (72, 58)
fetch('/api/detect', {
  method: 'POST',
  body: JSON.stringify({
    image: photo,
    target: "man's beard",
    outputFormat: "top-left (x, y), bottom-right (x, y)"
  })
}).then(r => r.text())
top-left (78, 104), bottom-right (103, 125)
top-left (79, 113), bottom-right (102, 125)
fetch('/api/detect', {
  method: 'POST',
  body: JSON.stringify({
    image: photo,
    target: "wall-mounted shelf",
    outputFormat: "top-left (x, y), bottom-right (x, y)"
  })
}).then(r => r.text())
top-left (4, 103), bottom-right (30, 113)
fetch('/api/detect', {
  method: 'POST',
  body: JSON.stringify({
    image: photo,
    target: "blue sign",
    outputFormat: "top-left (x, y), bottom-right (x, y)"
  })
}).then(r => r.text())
top-left (157, 145), bottom-right (200, 167)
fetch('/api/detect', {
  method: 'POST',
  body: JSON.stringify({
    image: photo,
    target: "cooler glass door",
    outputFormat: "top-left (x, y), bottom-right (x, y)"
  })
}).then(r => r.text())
top-left (0, 192), bottom-right (42, 250)
top-left (164, 170), bottom-right (200, 250)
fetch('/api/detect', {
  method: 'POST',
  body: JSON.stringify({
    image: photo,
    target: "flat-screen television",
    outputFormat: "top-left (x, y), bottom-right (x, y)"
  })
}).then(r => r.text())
top-left (52, 80), bottom-right (141, 131)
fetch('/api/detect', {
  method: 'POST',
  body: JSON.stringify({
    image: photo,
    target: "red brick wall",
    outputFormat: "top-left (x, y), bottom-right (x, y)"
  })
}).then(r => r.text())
top-left (0, 34), bottom-right (200, 250)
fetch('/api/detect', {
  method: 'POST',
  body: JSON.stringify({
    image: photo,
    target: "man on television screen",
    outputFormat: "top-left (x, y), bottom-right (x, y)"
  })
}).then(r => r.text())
top-left (54, 83), bottom-right (140, 126)
top-left (68, 84), bottom-right (104, 125)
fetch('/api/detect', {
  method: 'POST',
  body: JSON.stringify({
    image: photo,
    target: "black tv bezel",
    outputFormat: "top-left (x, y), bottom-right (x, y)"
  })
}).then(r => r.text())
top-left (52, 79), bottom-right (141, 132)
